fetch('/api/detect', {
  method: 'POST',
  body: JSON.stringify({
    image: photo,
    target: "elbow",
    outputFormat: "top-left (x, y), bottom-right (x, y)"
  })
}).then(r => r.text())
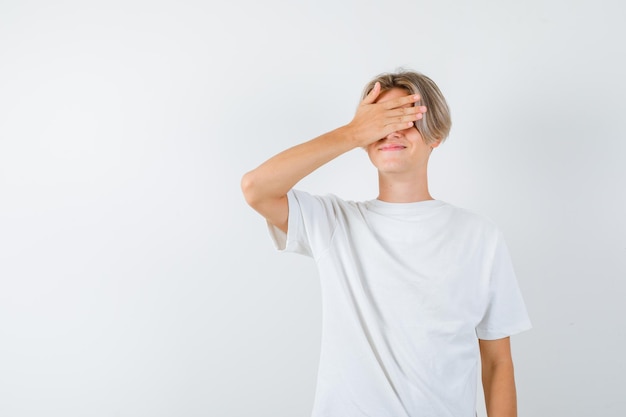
top-left (241, 169), bottom-right (286, 212)
top-left (240, 170), bottom-right (260, 207)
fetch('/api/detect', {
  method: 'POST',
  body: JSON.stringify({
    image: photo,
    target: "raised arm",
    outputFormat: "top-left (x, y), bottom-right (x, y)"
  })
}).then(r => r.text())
top-left (240, 82), bottom-right (425, 232)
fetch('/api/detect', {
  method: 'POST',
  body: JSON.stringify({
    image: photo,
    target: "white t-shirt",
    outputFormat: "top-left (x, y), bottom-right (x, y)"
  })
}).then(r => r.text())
top-left (268, 189), bottom-right (532, 417)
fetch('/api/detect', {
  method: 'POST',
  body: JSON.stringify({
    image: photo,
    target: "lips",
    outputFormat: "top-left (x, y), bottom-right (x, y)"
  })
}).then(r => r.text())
top-left (379, 143), bottom-right (406, 151)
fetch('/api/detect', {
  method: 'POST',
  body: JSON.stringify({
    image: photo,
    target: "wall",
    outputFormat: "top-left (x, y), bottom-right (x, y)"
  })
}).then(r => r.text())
top-left (1, 0), bottom-right (624, 416)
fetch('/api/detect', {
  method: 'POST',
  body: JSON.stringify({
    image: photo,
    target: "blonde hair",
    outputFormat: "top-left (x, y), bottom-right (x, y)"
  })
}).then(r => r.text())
top-left (361, 69), bottom-right (452, 145)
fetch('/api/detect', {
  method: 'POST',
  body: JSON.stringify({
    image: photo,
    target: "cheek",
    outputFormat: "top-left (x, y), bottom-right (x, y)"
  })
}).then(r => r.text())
top-left (365, 146), bottom-right (378, 164)
top-left (411, 127), bottom-right (425, 143)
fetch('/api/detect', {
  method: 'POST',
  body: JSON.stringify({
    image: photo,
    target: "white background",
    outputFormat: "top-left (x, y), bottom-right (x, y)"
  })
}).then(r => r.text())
top-left (1, 0), bottom-right (625, 416)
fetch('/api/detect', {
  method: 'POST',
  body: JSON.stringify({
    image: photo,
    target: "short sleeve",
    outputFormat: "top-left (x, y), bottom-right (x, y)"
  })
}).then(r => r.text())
top-left (476, 232), bottom-right (532, 340)
top-left (267, 189), bottom-right (337, 258)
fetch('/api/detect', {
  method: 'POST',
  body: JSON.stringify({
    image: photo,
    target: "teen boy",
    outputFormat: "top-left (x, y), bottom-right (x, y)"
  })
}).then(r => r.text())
top-left (241, 70), bottom-right (531, 417)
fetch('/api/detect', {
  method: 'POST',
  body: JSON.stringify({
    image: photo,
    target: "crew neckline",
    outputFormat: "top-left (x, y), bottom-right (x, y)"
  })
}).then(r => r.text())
top-left (365, 198), bottom-right (447, 215)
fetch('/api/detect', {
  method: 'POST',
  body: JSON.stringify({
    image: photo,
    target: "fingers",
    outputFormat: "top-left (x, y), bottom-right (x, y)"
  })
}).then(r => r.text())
top-left (387, 105), bottom-right (427, 118)
top-left (382, 93), bottom-right (422, 110)
top-left (387, 121), bottom-right (416, 132)
top-left (384, 111), bottom-right (424, 128)
top-left (384, 105), bottom-right (427, 126)
top-left (361, 82), bottom-right (381, 105)
top-left (350, 85), bottom-right (428, 146)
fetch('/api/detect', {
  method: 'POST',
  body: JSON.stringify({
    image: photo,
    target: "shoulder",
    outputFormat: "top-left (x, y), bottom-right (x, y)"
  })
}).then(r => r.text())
top-left (289, 189), bottom-right (365, 215)
top-left (289, 190), bottom-right (371, 225)
top-left (444, 202), bottom-right (503, 238)
top-left (290, 189), bottom-right (362, 208)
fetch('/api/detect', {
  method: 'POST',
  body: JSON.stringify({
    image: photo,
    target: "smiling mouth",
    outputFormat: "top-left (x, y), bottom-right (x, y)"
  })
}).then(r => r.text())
top-left (379, 144), bottom-right (406, 151)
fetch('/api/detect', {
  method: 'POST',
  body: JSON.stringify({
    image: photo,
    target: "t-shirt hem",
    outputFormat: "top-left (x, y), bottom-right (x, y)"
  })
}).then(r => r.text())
top-left (476, 321), bottom-right (533, 340)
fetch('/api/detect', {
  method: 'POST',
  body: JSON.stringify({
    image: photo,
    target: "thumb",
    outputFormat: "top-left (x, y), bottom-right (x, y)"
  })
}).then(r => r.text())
top-left (361, 81), bottom-right (381, 105)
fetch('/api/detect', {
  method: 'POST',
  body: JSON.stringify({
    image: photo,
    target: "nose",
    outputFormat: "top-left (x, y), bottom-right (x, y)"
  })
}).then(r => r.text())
top-left (385, 130), bottom-right (402, 140)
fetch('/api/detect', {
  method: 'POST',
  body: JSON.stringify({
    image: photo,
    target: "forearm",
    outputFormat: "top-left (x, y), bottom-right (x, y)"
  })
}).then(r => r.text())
top-left (241, 125), bottom-right (357, 204)
top-left (482, 360), bottom-right (517, 417)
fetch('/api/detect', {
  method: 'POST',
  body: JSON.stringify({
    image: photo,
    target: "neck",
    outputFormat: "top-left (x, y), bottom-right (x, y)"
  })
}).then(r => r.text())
top-left (376, 169), bottom-right (433, 203)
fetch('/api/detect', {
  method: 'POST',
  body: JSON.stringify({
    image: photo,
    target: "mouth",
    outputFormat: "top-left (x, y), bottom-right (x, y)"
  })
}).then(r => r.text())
top-left (379, 144), bottom-right (407, 151)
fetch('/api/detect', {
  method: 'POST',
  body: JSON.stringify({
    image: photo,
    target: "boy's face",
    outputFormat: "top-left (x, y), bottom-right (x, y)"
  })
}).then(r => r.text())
top-left (366, 88), bottom-right (438, 176)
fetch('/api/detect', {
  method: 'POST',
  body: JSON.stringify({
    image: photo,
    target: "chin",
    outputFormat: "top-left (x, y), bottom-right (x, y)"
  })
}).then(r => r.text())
top-left (376, 163), bottom-right (411, 174)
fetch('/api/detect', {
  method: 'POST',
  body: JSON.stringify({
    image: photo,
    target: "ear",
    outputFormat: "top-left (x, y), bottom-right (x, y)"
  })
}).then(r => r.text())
top-left (430, 138), bottom-right (442, 149)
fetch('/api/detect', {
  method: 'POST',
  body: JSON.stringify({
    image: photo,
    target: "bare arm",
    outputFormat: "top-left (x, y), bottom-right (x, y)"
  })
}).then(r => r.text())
top-left (479, 337), bottom-right (518, 417)
top-left (240, 83), bottom-right (425, 232)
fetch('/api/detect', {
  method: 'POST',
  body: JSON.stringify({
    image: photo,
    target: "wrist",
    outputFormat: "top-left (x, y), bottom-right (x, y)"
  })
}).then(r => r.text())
top-left (338, 124), bottom-right (367, 149)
